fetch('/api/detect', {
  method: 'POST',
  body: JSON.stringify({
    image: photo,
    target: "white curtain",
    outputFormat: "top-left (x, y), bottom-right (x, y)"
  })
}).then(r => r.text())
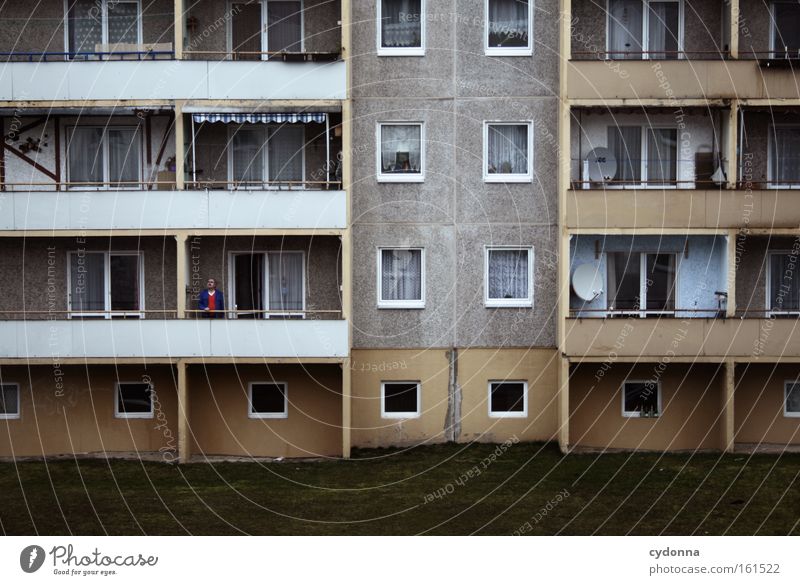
top-left (608, 0), bottom-right (643, 59)
top-left (488, 249), bottom-right (529, 300)
top-left (107, 1), bottom-right (140, 45)
top-left (772, 127), bottom-right (800, 184)
top-left (381, 249), bottom-right (422, 301)
top-left (488, 0), bottom-right (529, 48)
top-left (381, 0), bottom-right (422, 48)
top-left (232, 127), bottom-right (265, 185)
top-left (770, 254), bottom-right (800, 311)
top-left (107, 128), bottom-right (140, 185)
top-left (646, 128), bottom-right (677, 184)
top-left (268, 125), bottom-right (305, 184)
top-left (608, 126), bottom-right (642, 184)
top-left (68, 127), bottom-right (104, 184)
top-left (381, 125), bottom-right (421, 173)
top-left (648, 1), bottom-right (679, 58)
top-left (268, 252), bottom-right (304, 311)
top-left (68, 0), bottom-right (102, 53)
top-left (267, 1), bottom-right (302, 52)
top-left (487, 124), bottom-right (528, 175)
top-left (70, 252), bottom-right (105, 312)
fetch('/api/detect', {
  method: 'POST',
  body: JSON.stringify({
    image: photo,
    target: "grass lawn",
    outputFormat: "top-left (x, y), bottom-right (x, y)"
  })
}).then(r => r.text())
top-left (1, 442), bottom-right (798, 535)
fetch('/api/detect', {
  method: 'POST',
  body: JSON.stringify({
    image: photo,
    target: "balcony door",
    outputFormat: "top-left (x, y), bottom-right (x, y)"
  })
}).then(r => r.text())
top-left (607, 0), bottom-right (682, 59)
top-left (68, 252), bottom-right (143, 319)
top-left (229, 125), bottom-right (305, 188)
top-left (230, 251), bottom-right (305, 318)
top-left (230, 0), bottom-right (303, 59)
top-left (607, 251), bottom-right (676, 316)
top-left (607, 125), bottom-right (678, 188)
top-left (771, 1), bottom-right (800, 59)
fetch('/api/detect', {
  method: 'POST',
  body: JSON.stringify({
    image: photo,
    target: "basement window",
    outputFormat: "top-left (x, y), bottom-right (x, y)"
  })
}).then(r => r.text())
top-left (249, 382), bottom-right (288, 418)
top-left (0, 383), bottom-right (20, 419)
top-left (381, 382), bottom-right (420, 418)
top-left (115, 382), bottom-right (153, 419)
top-left (784, 381), bottom-right (800, 417)
top-left (489, 381), bottom-right (527, 417)
top-left (378, 0), bottom-right (425, 56)
top-left (622, 380), bottom-right (661, 417)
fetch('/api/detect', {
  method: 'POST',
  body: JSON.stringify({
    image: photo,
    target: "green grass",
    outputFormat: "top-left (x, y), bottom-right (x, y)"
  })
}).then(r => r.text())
top-left (1, 442), bottom-right (799, 535)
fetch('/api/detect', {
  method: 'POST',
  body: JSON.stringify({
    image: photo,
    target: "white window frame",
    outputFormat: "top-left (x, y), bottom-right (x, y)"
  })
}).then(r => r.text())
top-left (67, 251), bottom-right (145, 319)
top-left (226, 0), bottom-right (306, 59)
top-left (0, 383), bottom-right (21, 420)
top-left (381, 381), bottom-right (421, 419)
top-left (484, 246), bottom-right (534, 308)
top-left (767, 124), bottom-right (800, 189)
top-left (114, 381), bottom-right (154, 419)
top-left (376, 122), bottom-right (425, 183)
top-left (227, 124), bottom-right (307, 190)
top-left (228, 250), bottom-right (307, 319)
top-left (604, 125), bottom-right (681, 189)
top-left (488, 380), bottom-right (528, 418)
top-left (376, 0), bottom-right (426, 56)
top-left (484, 0), bottom-right (534, 56)
top-left (64, 0), bottom-right (143, 56)
top-left (784, 380), bottom-right (800, 418)
top-left (248, 381), bottom-right (289, 419)
top-left (377, 247), bottom-right (426, 309)
top-left (766, 250), bottom-right (800, 316)
top-left (606, 251), bottom-right (679, 317)
top-left (770, 1), bottom-right (800, 58)
top-left (605, 0), bottom-right (685, 60)
top-left (483, 121), bottom-right (534, 183)
top-left (66, 125), bottom-right (143, 190)
top-left (621, 379), bottom-right (662, 418)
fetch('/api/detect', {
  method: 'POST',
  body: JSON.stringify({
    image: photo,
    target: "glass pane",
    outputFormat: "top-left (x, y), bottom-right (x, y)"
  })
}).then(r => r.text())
top-left (68, 0), bottom-right (102, 54)
top-left (70, 252), bottom-right (105, 312)
top-left (268, 125), bottom-right (304, 183)
top-left (490, 382), bottom-right (525, 413)
top-left (69, 127), bottom-right (104, 185)
top-left (118, 383), bottom-right (151, 414)
top-left (771, 127), bottom-right (800, 184)
top-left (234, 254), bottom-right (264, 317)
top-left (0, 385), bottom-right (19, 416)
top-left (488, 0), bottom-right (529, 48)
top-left (383, 383), bottom-right (418, 413)
top-left (107, 1), bottom-right (140, 45)
top-left (608, 251), bottom-right (640, 311)
top-left (380, 125), bottom-right (422, 174)
top-left (232, 127), bottom-right (265, 185)
top-left (268, 252), bottom-right (304, 311)
top-left (646, 128), bottom-right (677, 184)
top-left (381, 249), bottom-right (422, 301)
top-left (267, 1), bottom-right (302, 52)
top-left (647, 2), bottom-right (679, 59)
top-left (107, 128), bottom-right (140, 185)
top-left (231, 2), bottom-right (263, 59)
top-left (774, 2), bottom-right (800, 57)
top-left (608, 0), bottom-right (644, 59)
top-left (624, 381), bottom-right (659, 415)
top-left (251, 383), bottom-right (286, 413)
top-left (110, 255), bottom-right (140, 312)
top-left (487, 124), bottom-right (529, 175)
top-left (770, 254), bottom-right (800, 311)
top-left (381, 0), bottom-right (422, 48)
top-left (787, 383), bottom-right (800, 413)
top-left (488, 249), bottom-right (529, 300)
top-left (608, 126), bottom-right (642, 184)
top-left (645, 253), bottom-right (675, 312)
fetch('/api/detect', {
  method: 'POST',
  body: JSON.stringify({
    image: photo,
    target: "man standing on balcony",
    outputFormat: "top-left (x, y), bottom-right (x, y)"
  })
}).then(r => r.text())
top-left (198, 278), bottom-right (225, 318)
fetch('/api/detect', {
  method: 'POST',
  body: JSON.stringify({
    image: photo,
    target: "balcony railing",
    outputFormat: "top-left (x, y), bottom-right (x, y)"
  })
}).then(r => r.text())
top-left (571, 50), bottom-right (727, 61)
top-left (0, 50), bottom-right (174, 62)
top-left (185, 180), bottom-right (342, 191)
top-left (183, 51), bottom-right (340, 62)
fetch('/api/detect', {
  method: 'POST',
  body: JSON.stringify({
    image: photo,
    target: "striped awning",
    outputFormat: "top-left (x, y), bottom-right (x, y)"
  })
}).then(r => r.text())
top-left (192, 113), bottom-right (327, 124)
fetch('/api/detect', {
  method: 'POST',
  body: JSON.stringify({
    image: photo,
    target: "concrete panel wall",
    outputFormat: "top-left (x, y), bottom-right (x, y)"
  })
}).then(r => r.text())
top-left (738, 1), bottom-right (771, 57)
top-left (735, 363), bottom-right (800, 445)
top-left (735, 235), bottom-right (799, 317)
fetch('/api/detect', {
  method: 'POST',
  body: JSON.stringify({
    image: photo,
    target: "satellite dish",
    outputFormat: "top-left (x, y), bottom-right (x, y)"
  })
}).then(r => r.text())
top-left (572, 263), bottom-right (603, 302)
top-left (585, 147), bottom-right (617, 183)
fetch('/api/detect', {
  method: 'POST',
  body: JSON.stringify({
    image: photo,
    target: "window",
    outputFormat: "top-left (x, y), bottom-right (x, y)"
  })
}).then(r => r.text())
top-left (485, 122), bottom-right (533, 182)
top-left (771, 1), bottom-right (800, 59)
top-left (249, 382), bottom-right (288, 418)
top-left (784, 381), bottom-right (800, 417)
top-left (67, 0), bottom-right (141, 56)
top-left (607, 126), bottom-right (678, 187)
top-left (378, 0), bottom-right (424, 56)
top-left (622, 380), bottom-right (661, 417)
top-left (381, 382), bottom-right (420, 418)
top-left (489, 381), bottom-right (527, 417)
top-left (68, 252), bottom-right (143, 318)
top-left (768, 126), bottom-right (800, 188)
top-left (67, 126), bottom-right (141, 189)
top-left (485, 247), bottom-right (533, 307)
top-left (115, 382), bottom-right (153, 419)
top-left (230, 251), bottom-right (305, 318)
top-left (378, 248), bottom-right (425, 308)
top-left (229, 125), bottom-right (305, 188)
top-left (485, 0), bottom-right (533, 55)
top-left (0, 384), bottom-right (20, 420)
top-left (768, 252), bottom-right (800, 314)
top-left (377, 123), bottom-right (424, 182)
top-left (607, 0), bottom-right (682, 60)
top-left (606, 251), bottom-right (676, 315)
top-left (230, 1), bottom-right (303, 60)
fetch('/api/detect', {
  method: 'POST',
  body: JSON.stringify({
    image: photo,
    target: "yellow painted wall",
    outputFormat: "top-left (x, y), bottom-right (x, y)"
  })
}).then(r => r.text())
top-left (188, 364), bottom-right (342, 458)
top-left (735, 364), bottom-right (800, 445)
top-left (0, 365), bottom-right (178, 457)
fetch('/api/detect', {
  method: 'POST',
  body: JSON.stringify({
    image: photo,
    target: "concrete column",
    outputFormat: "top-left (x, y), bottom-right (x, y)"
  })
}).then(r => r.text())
top-left (558, 357), bottom-right (570, 453)
top-left (174, 0), bottom-right (183, 59)
top-left (726, 102), bottom-right (739, 190)
top-left (341, 0), bottom-right (353, 460)
top-left (721, 360), bottom-right (735, 453)
top-left (726, 229), bottom-right (737, 317)
top-left (177, 360), bottom-right (190, 462)
top-left (174, 101), bottom-right (185, 190)
top-left (342, 363), bottom-right (351, 459)
top-left (176, 232), bottom-right (188, 318)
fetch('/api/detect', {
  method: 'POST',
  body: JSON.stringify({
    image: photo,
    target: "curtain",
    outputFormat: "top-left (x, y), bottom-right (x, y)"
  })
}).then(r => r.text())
top-left (107, 128), bottom-right (140, 186)
top-left (381, 249), bottom-right (422, 301)
top-left (70, 252), bottom-right (105, 312)
top-left (648, 1), bottom-right (679, 59)
top-left (68, 127), bottom-right (104, 185)
top-left (107, 1), bottom-right (139, 45)
top-left (787, 383), bottom-right (800, 414)
top-left (234, 254), bottom-right (264, 315)
top-left (488, 0), bottom-right (529, 48)
top-left (268, 252), bottom-right (304, 311)
top-left (267, 1), bottom-right (302, 52)
top-left (488, 249), bottom-right (529, 300)
top-left (232, 127), bottom-right (265, 185)
top-left (381, 0), bottom-right (422, 48)
top-left (644, 253), bottom-right (675, 311)
top-left (268, 125), bottom-right (304, 184)
top-left (772, 127), bottom-right (800, 184)
top-left (646, 128), bottom-right (677, 185)
top-left (487, 124), bottom-right (529, 175)
top-left (68, 0), bottom-right (102, 54)
top-left (110, 255), bottom-right (139, 311)
top-left (608, 0), bottom-right (643, 59)
top-left (608, 126), bottom-right (642, 184)
top-left (774, 2), bottom-right (800, 57)
top-left (0, 385), bottom-right (17, 416)
top-left (381, 125), bottom-right (421, 173)
top-left (770, 254), bottom-right (800, 311)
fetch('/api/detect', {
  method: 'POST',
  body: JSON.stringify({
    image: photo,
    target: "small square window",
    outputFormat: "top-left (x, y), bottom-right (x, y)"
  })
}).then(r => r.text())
top-left (486, 247), bottom-right (533, 307)
top-left (489, 381), bottom-right (527, 417)
top-left (622, 380), bottom-right (661, 418)
top-left (381, 382), bottom-right (420, 418)
top-left (378, 248), bottom-right (425, 308)
top-left (0, 383), bottom-right (20, 419)
top-left (249, 382), bottom-right (288, 418)
top-left (377, 123), bottom-right (424, 182)
top-left (485, 122), bottom-right (533, 182)
top-left (378, 0), bottom-right (425, 56)
top-left (486, 0), bottom-right (532, 55)
top-left (784, 381), bottom-right (800, 417)
top-left (115, 382), bottom-right (153, 419)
